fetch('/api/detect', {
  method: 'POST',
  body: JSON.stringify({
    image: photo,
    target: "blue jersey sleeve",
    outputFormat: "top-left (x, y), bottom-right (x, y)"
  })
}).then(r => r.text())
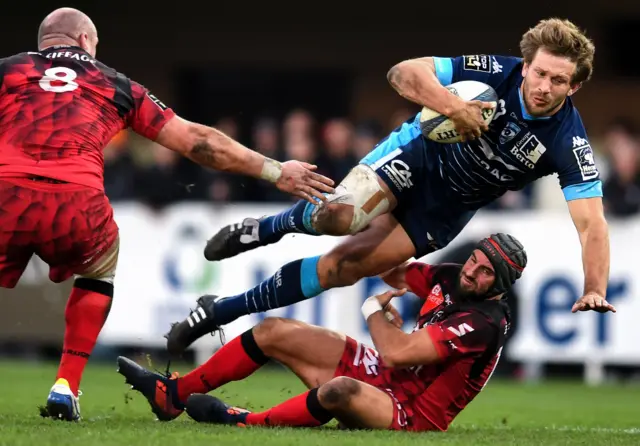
top-left (433, 55), bottom-right (522, 88)
top-left (548, 119), bottom-right (603, 201)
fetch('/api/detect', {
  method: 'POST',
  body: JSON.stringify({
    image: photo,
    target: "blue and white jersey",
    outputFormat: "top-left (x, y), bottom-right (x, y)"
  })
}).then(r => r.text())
top-left (422, 54), bottom-right (602, 209)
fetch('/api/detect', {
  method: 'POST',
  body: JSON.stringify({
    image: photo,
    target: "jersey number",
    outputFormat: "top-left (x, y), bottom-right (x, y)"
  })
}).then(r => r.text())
top-left (39, 67), bottom-right (79, 93)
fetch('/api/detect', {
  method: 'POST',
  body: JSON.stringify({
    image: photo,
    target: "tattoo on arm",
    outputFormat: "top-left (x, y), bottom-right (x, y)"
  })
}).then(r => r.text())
top-left (190, 141), bottom-right (218, 167)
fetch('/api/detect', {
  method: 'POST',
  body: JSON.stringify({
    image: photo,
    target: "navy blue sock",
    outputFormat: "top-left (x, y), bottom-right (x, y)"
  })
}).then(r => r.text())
top-left (213, 256), bottom-right (325, 325)
top-left (258, 199), bottom-right (321, 243)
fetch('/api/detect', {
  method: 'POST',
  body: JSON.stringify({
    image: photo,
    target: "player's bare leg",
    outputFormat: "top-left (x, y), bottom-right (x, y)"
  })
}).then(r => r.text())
top-left (120, 316), bottom-right (343, 421)
top-left (166, 213), bottom-right (416, 356)
top-left (46, 236), bottom-right (119, 421)
top-left (225, 318), bottom-right (395, 429)
top-left (124, 316), bottom-right (396, 428)
top-left (186, 375), bottom-right (395, 430)
top-left (203, 165), bottom-right (397, 261)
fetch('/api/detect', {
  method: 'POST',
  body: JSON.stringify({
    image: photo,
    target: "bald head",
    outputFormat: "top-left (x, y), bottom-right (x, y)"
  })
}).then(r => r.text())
top-left (38, 8), bottom-right (98, 57)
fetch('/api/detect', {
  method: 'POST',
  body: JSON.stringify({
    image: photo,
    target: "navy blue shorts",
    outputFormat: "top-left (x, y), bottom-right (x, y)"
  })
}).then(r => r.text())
top-left (360, 116), bottom-right (476, 258)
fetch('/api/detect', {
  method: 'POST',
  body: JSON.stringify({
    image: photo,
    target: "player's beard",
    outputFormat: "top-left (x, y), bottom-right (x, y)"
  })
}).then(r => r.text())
top-left (521, 79), bottom-right (565, 117)
top-left (454, 271), bottom-right (487, 302)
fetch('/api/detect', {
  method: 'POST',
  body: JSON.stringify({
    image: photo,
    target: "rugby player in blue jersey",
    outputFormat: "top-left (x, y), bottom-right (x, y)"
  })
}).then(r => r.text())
top-left (166, 18), bottom-right (615, 355)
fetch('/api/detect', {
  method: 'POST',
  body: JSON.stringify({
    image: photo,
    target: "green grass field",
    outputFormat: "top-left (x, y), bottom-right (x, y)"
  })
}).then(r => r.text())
top-left (1, 359), bottom-right (639, 446)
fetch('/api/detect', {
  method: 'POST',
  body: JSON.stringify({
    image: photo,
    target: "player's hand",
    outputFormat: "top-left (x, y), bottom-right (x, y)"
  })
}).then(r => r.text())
top-left (373, 288), bottom-right (406, 328)
top-left (277, 161), bottom-right (335, 204)
top-left (383, 303), bottom-right (404, 329)
top-left (448, 100), bottom-right (496, 142)
top-left (373, 288), bottom-right (407, 307)
top-left (571, 292), bottom-right (617, 314)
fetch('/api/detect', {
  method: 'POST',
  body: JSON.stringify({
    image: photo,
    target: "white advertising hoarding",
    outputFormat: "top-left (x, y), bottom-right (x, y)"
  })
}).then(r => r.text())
top-left (96, 203), bottom-right (638, 365)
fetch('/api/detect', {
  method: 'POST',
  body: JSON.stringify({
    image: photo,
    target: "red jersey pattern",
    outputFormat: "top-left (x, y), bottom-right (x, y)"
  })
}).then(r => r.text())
top-left (334, 263), bottom-right (509, 432)
top-left (0, 179), bottom-right (118, 287)
top-left (0, 46), bottom-right (175, 190)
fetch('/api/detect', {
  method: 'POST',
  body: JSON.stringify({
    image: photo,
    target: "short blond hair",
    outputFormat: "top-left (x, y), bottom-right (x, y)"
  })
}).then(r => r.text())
top-left (520, 18), bottom-right (595, 84)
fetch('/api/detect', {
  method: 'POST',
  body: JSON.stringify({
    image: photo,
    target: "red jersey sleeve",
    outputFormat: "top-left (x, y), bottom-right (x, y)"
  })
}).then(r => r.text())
top-left (127, 81), bottom-right (175, 140)
top-left (425, 311), bottom-right (497, 361)
top-left (405, 263), bottom-right (436, 298)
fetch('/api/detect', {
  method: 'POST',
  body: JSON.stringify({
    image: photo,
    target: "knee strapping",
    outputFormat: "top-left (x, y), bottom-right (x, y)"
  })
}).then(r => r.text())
top-left (74, 237), bottom-right (119, 285)
top-left (312, 165), bottom-right (389, 234)
top-left (74, 271), bottom-right (115, 285)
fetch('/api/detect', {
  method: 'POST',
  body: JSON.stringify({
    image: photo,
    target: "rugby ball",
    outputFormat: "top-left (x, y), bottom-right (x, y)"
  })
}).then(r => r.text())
top-left (419, 80), bottom-right (498, 143)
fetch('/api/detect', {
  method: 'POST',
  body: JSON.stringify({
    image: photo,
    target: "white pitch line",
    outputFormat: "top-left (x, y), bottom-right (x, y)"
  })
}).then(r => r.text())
top-left (460, 425), bottom-right (640, 435)
top-left (545, 426), bottom-right (640, 435)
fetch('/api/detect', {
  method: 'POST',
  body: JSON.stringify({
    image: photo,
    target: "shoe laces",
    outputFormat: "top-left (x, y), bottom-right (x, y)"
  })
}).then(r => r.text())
top-left (216, 327), bottom-right (226, 346)
top-left (155, 360), bottom-right (178, 380)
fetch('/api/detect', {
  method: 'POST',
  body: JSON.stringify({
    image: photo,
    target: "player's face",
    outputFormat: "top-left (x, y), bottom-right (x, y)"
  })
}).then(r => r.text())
top-left (458, 250), bottom-right (496, 297)
top-left (521, 48), bottom-right (581, 117)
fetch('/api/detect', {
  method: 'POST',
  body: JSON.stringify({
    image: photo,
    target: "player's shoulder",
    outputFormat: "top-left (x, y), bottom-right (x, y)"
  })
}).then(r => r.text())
top-left (431, 263), bottom-right (463, 281)
top-left (0, 51), bottom-right (39, 65)
top-left (549, 98), bottom-right (591, 151)
top-left (559, 98), bottom-right (587, 135)
top-left (459, 54), bottom-right (523, 77)
top-left (407, 262), bottom-right (461, 288)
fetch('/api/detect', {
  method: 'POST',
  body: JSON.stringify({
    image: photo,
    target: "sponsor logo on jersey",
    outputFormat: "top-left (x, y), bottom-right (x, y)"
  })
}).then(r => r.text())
top-left (147, 93), bottom-right (168, 111)
top-left (381, 159), bottom-right (413, 191)
top-left (509, 133), bottom-right (546, 169)
top-left (427, 284), bottom-right (445, 307)
top-left (499, 122), bottom-right (521, 144)
top-left (572, 136), bottom-right (588, 148)
top-left (463, 55), bottom-right (492, 73)
top-left (45, 50), bottom-right (96, 64)
top-left (491, 56), bottom-right (503, 74)
top-left (447, 323), bottom-right (475, 337)
top-left (572, 142), bottom-right (598, 180)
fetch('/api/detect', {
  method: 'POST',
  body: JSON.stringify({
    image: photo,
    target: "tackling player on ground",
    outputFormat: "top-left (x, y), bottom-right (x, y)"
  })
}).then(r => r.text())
top-left (0, 8), bottom-right (333, 421)
top-left (166, 18), bottom-right (614, 355)
top-left (119, 233), bottom-right (524, 432)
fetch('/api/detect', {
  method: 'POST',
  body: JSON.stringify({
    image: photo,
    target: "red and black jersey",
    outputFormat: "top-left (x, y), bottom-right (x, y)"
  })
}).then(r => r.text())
top-left (386, 262), bottom-right (511, 430)
top-left (0, 45), bottom-right (175, 190)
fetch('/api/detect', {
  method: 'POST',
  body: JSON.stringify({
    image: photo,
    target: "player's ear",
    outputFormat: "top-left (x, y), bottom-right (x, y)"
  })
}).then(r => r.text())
top-left (521, 63), bottom-right (529, 78)
top-left (567, 82), bottom-right (582, 96)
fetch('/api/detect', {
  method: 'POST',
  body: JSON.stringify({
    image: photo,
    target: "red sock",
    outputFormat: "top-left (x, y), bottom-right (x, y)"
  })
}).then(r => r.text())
top-left (177, 329), bottom-right (269, 402)
top-left (244, 389), bottom-right (333, 427)
top-left (56, 280), bottom-right (113, 396)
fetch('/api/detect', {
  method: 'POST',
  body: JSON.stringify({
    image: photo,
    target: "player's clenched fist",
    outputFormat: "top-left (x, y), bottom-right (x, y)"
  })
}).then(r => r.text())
top-left (275, 160), bottom-right (335, 204)
top-left (448, 100), bottom-right (496, 142)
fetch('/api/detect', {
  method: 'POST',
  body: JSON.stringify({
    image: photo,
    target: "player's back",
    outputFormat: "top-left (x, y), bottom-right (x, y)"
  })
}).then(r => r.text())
top-left (0, 46), bottom-right (152, 191)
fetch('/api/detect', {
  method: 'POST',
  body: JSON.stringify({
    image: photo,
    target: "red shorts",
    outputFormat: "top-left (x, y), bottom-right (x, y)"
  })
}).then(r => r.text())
top-left (0, 178), bottom-right (119, 288)
top-left (333, 336), bottom-right (438, 432)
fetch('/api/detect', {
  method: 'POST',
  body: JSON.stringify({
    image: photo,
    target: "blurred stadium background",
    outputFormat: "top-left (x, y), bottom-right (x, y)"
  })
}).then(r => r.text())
top-left (1, 1), bottom-right (639, 443)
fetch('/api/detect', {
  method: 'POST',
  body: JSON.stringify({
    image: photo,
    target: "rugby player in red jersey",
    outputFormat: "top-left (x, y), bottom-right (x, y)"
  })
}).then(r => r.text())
top-left (117, 233), bottom-right (525, 432)
top-left (0, 7), bottom-right (334, 421)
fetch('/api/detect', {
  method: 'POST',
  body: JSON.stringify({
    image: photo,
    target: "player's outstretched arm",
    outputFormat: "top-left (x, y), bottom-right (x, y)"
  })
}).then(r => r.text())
top-left (361, 289), bottom-right (440, 368)
top-left (567, 197), bottom-right (616, 313)
top-left (156, 116), bottom-right (335, 203)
